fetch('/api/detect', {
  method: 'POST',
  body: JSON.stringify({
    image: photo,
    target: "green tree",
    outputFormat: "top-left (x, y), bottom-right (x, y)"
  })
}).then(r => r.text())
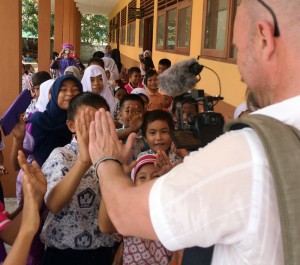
top-left (81, 14), bottom-right (108, 44)
top-left (22, 0), bottom-right (108, 44)
top-left (22, 0), bottom-right (39, 37)
top-left (22, 0), bottom-right (54, 37)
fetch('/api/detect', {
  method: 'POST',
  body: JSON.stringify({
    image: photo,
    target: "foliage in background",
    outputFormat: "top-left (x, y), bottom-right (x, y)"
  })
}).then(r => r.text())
top-left (81, 14), bottom-right (108, 44)
top-left (22, 0), bottom-right (108, 44)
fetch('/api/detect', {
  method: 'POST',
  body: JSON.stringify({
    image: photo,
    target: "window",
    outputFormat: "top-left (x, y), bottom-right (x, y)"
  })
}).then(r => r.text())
top-left (139, 19), bottom-right (144, 47)
top-left (121, 7), bottom-right (127, 45)
top-left (127, 0), bottom-right (136, 46)
top-left (127, 23), bottom-right (136, 46)
top-left (201, 0), bottom-right (242, 60)
top-left (156, 0), bottom-right (192, 54)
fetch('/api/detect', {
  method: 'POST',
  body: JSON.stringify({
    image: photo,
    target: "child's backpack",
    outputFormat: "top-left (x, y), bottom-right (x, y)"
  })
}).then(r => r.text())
top-left (224, 114), bottom-right (300, 265)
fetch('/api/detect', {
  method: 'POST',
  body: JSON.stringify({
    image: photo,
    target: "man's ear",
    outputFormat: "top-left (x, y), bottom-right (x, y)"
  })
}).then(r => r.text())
top-left (66, 119), bottom-right (76, 133)
top-left (257, 21), bottom-right (276, 61)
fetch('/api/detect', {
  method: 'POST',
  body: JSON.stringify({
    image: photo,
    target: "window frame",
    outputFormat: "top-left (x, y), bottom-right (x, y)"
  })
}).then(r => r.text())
top-left (201, 0), bottom-right (240, 62)
top-left (156, 0), bottom-right (192, 55)
top-left (127, 21), bottom-right (136, 46)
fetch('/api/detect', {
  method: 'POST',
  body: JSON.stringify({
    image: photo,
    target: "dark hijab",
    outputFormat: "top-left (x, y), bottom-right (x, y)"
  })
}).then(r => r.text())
top-left (144, 57), bottom-right (155, 72)
top-left (27, 75), bottom-right (83, 166)
top-left (111, 49), bottom-right (122, 73)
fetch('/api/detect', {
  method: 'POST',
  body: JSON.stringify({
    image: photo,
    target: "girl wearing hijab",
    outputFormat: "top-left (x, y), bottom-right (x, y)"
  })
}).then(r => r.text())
top-left (143, 50), bottom-right (152, 58)
top-left (64, 66), bottom-right (81, 80)
top-left (27, 75), bottom-right (83, 166)
top-left (10, 75), bottom-right (82, 265)
top-left (81, 65), bottom-right (115, 114)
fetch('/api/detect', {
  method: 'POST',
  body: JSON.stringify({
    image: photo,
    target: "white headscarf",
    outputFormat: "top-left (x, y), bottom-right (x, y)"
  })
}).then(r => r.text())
top-left (234, 102), bottom-right (248, 119)
top-left (35, 79), bottom-right (55, 112)
top-left (102, 57), bottom-right (119, 80)
top-left (143, 50), bottom-right (152, 58)
top-left (81, 65), bottom-right (115, 114)
top-left (64, 66), bottom-right (81, 80)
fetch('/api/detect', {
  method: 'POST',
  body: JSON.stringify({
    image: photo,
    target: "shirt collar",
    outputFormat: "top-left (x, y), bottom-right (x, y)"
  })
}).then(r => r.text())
top-left (252, 95), bottom-right (300, 127)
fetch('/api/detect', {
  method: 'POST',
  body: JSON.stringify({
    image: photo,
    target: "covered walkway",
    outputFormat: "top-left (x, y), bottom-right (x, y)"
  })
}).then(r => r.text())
top-left (0, 0), bottom-right (245, 196)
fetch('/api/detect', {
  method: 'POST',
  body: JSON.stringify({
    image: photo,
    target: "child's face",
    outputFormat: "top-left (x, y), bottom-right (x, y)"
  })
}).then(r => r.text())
top-left (129, 72), bottom-right (141, 87)
top-left (157, 64), bottom-right (168, 75)
top-left (57, 79), bottom-right (81, 110)
top-left (146, 74), bottom-right (158, 92)
top-left (115, 89), bottom-right (127, 101)
top-left (162, 95), bottom-right (172, 108)
top-left (119, 100), bottom-right (144, 127)
top-left (90, 74), bottom-right (104, 94)
top-left (145, 120), bottom-right (172, 153)
top-left (135, 164), bottom-right (159, 186)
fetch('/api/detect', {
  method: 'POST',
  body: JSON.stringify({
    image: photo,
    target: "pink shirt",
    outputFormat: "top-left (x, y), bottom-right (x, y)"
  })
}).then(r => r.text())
top-left (0, 202), bottom-right (10, 231)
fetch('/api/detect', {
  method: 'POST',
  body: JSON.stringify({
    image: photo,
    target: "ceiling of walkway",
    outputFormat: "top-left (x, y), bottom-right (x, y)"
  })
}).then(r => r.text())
top-left (51, 0), bottom-right (119, 15)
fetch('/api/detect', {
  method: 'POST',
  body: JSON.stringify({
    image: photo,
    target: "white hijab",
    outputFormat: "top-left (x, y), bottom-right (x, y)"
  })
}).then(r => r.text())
top-left (64, 66), bottom-right (81, 80)
top-left (35, 79), bottom-right (55, 112)
top-left (102, 57), bottom-right (119, 80)
top-left (81, 65), bottom-right (115, 114)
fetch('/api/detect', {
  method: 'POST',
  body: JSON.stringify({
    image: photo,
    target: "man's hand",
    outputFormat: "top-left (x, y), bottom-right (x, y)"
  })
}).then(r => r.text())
top-left (89, 109), bottom-right (136, 164)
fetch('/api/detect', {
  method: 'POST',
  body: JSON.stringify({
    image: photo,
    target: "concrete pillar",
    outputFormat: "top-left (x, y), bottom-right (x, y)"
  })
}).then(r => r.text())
top-left (54, 0), bottom-right (64, 53)
top-left (0, 1), bottom-right (22, 197)
top-left (38, 0), bottom-right (51, 72)
top-left (75, 9), bottom-right (82, 55)
top-left (69, 2), bottom-right (75, 45)
top-left (62, 0), bottom-right (72, 43)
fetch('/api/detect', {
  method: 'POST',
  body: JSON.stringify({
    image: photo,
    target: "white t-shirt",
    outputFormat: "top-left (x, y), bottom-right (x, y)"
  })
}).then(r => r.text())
top-left (149, 95), bottom-right (300, 264)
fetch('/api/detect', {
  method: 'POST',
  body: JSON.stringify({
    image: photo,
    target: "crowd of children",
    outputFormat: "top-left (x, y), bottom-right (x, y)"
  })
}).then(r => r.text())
top-left (0, 44), bottom-right (206, 265)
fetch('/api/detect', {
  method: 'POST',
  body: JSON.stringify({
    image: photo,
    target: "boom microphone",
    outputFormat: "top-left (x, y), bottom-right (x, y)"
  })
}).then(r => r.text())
top-left (158, 58), bottom-right (203, 96)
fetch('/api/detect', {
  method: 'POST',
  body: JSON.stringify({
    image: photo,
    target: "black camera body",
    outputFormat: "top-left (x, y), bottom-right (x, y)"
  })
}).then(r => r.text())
top-left (170, 89), bottom-right (224, 149)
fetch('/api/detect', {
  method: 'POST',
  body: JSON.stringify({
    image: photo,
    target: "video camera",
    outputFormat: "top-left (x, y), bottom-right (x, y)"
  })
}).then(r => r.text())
top-left (170, 89), bottom-right (225, 150)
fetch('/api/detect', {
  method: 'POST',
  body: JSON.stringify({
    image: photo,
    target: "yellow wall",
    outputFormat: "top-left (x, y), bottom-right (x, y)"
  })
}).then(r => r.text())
top-left (109, 0), bottom-right (247, 108)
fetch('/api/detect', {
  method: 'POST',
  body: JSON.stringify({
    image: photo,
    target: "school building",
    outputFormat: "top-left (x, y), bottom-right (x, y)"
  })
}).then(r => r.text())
top-left (0, 0), bottom-right (245, 196)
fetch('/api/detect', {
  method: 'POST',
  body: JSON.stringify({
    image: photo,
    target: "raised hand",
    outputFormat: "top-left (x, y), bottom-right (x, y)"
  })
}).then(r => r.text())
top-left (155, 151), bottom-right (173, 176)
top-left (17, 150), bottom-right (46, 208)
top-left (128, 106), bottom-right (143, 132)
top-left (89, 109), bottom-right (136, 165)
top-left (11, 114), bottom-right (26, 140)
top-left (75, 107), bottom-right (93, 166)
